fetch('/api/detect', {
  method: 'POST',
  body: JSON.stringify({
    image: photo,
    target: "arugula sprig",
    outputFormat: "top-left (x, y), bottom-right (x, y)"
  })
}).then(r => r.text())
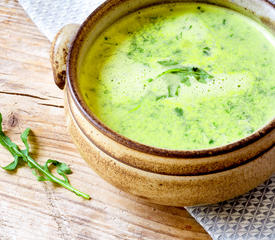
top-left (153, 66), bottom-right (213, 101)
top-left (157, 66), bottom-right (214, 84)
top-left (0, 113), bottom-right (90, 200)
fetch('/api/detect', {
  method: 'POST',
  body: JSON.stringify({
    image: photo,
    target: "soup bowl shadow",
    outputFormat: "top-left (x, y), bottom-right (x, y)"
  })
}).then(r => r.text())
top-left (50, 0), bottom-right (275, 206)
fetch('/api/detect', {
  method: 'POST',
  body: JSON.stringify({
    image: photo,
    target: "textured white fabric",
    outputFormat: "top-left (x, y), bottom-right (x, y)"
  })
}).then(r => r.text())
top-left (19, 0), bottom-right (105, 41)
top-left (18, 0), bottom-right (275, 239)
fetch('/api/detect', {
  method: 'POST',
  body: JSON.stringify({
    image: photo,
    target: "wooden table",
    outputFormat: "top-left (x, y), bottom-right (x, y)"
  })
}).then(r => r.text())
top-left (0, 1), bottom-right (211, 239)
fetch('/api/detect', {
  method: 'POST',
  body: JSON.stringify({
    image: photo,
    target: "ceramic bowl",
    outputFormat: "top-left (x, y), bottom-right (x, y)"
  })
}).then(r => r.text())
top-left (50, 0), bottom-right (275, 206)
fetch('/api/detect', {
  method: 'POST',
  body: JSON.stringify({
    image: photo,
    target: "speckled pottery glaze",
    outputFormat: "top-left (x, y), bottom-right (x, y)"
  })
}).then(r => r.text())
top-left (50, 0), bottom-right (275, 206)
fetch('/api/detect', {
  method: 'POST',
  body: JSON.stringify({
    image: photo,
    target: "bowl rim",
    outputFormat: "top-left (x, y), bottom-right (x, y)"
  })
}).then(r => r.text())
top-left (67, 0), bottom-right (275, 158)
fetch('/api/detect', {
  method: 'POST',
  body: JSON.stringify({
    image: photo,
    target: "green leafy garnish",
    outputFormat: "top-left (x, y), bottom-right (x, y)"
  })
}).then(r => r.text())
top-left (157, 60), bottom-right (179, 66)
top-left (156, 95), bottom-right (167, 101)
top-left (174, 107), bottom-right (184, 117)
top-left (0, 113), bottom-right (90, 200)
top-left (150, 66), bottom-right (213, 101)
top-left (157, 66), bottom-right (214, 84)
top-left (209, 139), bottom-right (215, 144)
top-left (203, 47), bottom-right (211, 56)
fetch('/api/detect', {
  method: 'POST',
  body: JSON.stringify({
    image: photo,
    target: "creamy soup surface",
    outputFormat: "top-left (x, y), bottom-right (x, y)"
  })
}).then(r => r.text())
top-left (78, 3), bottom-right (275, 150)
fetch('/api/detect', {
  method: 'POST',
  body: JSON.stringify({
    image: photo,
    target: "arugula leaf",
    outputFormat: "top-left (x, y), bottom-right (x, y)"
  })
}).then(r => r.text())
top-left (21, 128), bottom-right (30, 155)
top-left (2, 155), bottom-right (19, 171)
top-left (45, 159), bottom-right (72, 184)
top-left (157, 60), bottom-right (179, 66)
top-left (0, 113), bottom-right (90, 200)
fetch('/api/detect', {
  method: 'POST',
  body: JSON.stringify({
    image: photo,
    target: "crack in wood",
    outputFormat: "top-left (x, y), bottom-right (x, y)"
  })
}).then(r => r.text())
top-left (0, 91), bottom-right (48, 100)
top-left (0, 91), bottom-right (64, 108)
top-left (39, 103), bottom-right (64, 109)
top-left (47, 95), bottom-right (63, 100)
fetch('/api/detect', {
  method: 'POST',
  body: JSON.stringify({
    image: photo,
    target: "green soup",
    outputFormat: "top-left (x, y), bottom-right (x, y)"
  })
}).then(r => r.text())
top-left (78, 3), bottom-right (275, 150)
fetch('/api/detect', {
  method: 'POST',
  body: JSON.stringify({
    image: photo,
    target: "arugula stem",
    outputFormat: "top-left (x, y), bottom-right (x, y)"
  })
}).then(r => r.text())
top-left (24, 154), bottom-right (91, 199)
top-left (157, 68), bottom-right (188, 78)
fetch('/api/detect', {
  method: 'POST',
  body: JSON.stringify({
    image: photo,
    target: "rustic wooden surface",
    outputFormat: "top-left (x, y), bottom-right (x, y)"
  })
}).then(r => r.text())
top-left (0, 1), bottom-right (211, 239)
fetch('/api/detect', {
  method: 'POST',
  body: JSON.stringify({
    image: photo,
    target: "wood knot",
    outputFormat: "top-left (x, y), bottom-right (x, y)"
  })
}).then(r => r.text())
top-left (8, 113), bottom-right (18, 128)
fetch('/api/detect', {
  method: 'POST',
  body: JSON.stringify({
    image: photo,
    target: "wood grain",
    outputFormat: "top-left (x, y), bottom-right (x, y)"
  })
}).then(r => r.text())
top-left (0, 1), bottom-right (211, 239)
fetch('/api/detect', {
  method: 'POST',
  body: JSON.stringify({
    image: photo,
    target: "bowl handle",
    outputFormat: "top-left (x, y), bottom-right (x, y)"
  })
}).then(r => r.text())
top-left (50, 24), bottom-right (80, 90)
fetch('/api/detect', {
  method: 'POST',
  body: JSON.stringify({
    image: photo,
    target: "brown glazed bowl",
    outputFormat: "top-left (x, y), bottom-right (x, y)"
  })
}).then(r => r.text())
top-left (50, 0), bottom-right (275, 206)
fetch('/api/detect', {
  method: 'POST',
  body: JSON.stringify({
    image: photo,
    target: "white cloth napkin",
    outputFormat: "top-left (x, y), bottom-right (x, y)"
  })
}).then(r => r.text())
top-left (19, 0), bottom-right (105, 41)
top-left (19, 0), bottom-right (275, 239)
